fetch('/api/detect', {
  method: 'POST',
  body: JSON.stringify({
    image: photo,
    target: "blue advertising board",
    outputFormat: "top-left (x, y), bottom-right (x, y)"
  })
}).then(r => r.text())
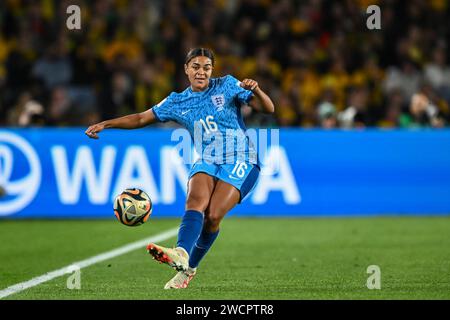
top-left (1, 128), bottom-right (449, 218)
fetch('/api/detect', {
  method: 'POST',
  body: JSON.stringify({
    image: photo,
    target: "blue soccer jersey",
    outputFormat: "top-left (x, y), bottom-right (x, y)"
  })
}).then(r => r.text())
top-left (151, 75), bottom-right (259, 166)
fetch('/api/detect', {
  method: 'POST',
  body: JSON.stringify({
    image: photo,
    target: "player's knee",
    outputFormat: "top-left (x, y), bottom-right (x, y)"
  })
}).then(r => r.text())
top-left (204, 208), bottom-right (225, 230)
top-left (185, 192), bottom-right (209, 212)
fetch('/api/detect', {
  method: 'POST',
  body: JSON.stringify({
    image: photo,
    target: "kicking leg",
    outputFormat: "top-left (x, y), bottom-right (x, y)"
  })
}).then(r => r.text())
top-left (147, 173), bottom-right (215, 272)
top-left (188, 180), bottom-right (240, 269)
top-left (165, 181), bottom-right (240, 289)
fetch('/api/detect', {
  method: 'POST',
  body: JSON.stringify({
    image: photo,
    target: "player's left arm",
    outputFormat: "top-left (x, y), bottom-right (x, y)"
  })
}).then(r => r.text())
top-left (240, 79), bottom-right (275, 114)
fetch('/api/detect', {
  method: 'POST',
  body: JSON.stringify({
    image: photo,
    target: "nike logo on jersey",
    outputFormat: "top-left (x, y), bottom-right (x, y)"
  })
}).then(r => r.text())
top-left (228, 175), bottom-right (241, 180)
top-left (181, 110), bottom-right (191, 115)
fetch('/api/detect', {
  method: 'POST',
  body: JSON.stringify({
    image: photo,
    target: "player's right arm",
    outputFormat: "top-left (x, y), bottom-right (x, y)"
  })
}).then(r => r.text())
top-left (85, 109), bottom-right (157, 139)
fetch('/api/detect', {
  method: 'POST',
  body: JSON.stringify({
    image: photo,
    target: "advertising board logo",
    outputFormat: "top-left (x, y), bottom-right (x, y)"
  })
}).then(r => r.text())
top-left (0, 131), bottom-right (41, 216)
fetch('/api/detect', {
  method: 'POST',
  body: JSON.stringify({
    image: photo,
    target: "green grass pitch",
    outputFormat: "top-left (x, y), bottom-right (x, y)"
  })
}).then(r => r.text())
top-left (0, 216), bottom-right (449, 299)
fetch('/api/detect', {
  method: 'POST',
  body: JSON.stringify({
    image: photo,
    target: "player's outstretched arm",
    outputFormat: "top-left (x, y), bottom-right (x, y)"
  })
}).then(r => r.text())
top-left (85, 109), bottom-right (157, 139)
top-left (240, 78), bottom-right (275, 114)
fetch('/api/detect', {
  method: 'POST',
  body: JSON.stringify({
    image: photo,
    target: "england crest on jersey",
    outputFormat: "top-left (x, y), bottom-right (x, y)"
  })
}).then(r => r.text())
top-left (211, 94), bottom-right (225, 111)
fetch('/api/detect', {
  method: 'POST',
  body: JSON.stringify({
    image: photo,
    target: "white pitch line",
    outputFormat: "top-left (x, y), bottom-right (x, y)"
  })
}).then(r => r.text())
top-left (0, 227), bottom-right (179, 299)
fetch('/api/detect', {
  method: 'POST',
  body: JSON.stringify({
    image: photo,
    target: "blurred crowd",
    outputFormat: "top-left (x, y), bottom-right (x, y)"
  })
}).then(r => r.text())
top-left (0, 0), bottom-right (449, 129)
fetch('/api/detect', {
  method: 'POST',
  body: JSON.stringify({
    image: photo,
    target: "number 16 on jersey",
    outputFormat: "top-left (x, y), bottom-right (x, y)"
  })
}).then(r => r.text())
top-left (199, 115), bottom-right (218, 134)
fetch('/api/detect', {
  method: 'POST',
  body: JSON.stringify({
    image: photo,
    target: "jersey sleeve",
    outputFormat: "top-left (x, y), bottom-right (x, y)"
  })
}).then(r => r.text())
top-left (227, 75), bottom-right (254, 105)
top-left (150, 94), bottom-right (174, 122)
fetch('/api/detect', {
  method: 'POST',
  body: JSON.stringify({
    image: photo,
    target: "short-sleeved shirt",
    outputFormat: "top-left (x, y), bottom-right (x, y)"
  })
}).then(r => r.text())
top-left (151, 75), bottom-right (259, 166)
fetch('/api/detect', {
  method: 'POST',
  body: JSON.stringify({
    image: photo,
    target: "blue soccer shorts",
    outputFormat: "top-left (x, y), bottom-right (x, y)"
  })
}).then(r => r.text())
top-left (188, 160), bottom-right (260, 203)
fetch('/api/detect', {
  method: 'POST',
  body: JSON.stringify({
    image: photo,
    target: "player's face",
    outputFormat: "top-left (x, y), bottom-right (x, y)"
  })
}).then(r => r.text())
top-left (185, 56), bottom-right (213, 92)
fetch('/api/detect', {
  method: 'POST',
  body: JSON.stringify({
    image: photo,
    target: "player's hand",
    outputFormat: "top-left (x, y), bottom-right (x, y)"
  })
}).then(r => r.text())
top-left (85, 123), bottom-right (105, 139)
top-left (240, 79), bottom-right (259, 91)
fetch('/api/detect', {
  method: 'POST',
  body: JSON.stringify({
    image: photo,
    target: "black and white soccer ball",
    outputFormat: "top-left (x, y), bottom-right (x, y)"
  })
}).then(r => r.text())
top-left (114, 188), bottom-right (152, 227)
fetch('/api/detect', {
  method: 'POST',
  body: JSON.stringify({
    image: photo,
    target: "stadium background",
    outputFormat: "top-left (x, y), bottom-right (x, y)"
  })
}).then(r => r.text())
top-left (1, 0), bottom-right (450, 300)
top-left (1, 0), bottom-right (450, 129)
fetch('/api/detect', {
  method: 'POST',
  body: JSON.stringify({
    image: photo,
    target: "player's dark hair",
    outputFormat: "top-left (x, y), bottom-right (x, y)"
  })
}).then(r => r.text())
top-left (185, 48), bottom-right (215, 66)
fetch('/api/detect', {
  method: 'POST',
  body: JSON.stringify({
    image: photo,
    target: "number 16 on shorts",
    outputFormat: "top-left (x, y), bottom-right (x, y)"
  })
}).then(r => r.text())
top-left (231, 160), bottom-right (248, 178)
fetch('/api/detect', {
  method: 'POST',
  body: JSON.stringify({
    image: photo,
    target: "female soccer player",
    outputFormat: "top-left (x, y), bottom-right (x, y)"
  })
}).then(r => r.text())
top-left (85, 48), bottom-right (274, 289)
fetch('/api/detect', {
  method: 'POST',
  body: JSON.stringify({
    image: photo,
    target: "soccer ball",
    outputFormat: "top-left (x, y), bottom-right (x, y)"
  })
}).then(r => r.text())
top-left (114, 188), bottom-right (152, 227)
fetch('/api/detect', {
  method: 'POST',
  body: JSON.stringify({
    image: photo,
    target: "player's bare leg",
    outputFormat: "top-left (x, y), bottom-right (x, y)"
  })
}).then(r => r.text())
top-left (203, 180), bottom-right (241, 233)
top-left (147, 173), bottom-right (216, 272)
top-left (185, 172), bottom-right (216, 212)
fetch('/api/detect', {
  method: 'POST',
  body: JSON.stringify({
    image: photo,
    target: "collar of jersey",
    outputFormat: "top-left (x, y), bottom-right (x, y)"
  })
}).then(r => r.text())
top-left (188, 83), bottom-right (212, 95)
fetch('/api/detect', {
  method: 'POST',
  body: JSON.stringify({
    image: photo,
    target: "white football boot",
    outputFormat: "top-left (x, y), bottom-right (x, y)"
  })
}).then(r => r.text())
top-left (164, 267), bottom-right (197, 289)
top-left (146, 243), bottom-right (189, 272)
